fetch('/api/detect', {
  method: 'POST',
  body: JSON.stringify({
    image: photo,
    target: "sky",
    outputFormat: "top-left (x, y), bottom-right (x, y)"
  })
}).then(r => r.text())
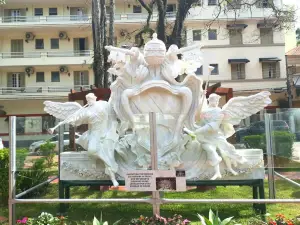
top-left (284, 0), bottom-right (300, 28)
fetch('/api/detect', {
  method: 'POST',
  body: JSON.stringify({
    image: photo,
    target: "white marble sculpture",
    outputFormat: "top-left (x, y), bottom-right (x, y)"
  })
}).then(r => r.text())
top-left (45, 33), bottom-right (272, 186)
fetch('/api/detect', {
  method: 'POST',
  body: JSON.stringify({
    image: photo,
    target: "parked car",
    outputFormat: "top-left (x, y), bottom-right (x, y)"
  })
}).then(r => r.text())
top-left (0, 137), bottom-right (3, 150)
top-left (29, 132), bottom-right (81, 154)
top-left (235, 120), bottom-right (290, 143)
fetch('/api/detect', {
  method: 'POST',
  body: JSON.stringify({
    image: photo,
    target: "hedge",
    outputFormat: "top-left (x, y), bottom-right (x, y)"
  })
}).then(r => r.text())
top-left (243, 131), bottom-right (295, 158)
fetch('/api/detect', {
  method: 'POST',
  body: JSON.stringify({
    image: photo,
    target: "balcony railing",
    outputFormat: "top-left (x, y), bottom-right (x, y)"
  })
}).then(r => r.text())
top-left (0, 12), bottom-right (176, 24)
top-left (0, 15), bottom-right (91, 23)
top-left (0, 85), bottom-right (91, 95)
top-left (0, 50), bottom-right (92, 59)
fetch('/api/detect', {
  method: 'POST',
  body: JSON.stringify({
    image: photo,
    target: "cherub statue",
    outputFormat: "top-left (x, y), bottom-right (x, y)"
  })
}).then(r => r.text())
top-left (185, 91), bottom-right (271, 180)
top-left (44, 93), bottom-right (120, 187)
top-left (163, 43), bottom-right (204, 79)
top-left (105, 45), bottom-right (148, 84)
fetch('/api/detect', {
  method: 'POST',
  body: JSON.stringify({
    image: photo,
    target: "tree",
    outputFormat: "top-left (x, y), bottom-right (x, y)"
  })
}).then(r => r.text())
top-left (136, 0), bottom-right (296, 48)
top-left (92, 0), bottom-right (108, 88)
top-left (0, 0), bottom-right (5, 4)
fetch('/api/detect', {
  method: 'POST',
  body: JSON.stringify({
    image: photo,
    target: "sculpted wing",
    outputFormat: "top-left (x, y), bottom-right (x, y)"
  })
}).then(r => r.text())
top-left (180, 46), bottom-right (204, 75)
top-left (222, 91), bottom-right (272, 126)
top-left (44, 101), bottom-right (83, 120)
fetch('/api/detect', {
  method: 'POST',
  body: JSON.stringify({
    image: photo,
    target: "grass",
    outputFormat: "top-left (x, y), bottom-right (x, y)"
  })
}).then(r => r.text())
top-left (1, 179), bottom-right (300, 224)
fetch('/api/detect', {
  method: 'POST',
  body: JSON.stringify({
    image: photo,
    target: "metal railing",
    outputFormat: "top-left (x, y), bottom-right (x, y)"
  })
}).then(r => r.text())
top-left (1, 15), bottom-right (91, 23)
top-left (46, 50), bottom-right (91, 57)
top-left (0, 50), bottom-right (92, 59)
top-left (1, 52), bottom-right (41, 58)
top-left (0, 85), bottom-right (90, 95)
top-left (0, 12), bottom-right (177, 24)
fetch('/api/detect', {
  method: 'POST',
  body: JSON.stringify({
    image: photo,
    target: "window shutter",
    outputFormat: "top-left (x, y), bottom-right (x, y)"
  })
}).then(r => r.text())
top-left (7, 73), bottom-right (12, 87)
top-left (74, 71), bottom-right (80, 85)
top-left (275, 62), bottom-right (280, 78)
top-left (231, 64), bottom-right (237, 80)
top-left (82, 71), bottom-right (89, 85)
top-left (262, 63), bottom-right (269, 78)
top-left (20, 73), bottom-right (25, 87)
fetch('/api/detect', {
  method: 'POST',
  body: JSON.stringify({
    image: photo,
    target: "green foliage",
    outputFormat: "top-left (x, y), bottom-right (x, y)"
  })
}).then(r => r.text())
top-left (0, 0), bottom-right (5, 4)
top-left (0, 148), bottom-right (28, 205)
top-left (93, 213), bottom-right (121, 225)
top-left (0, 148), bottom-right (50, 205)
top-left (23, 212), bottom-right (66, 225)
top-left (197, 209), bottom-right (233, 225)
top-left (17, 158), bottom-right (51, 199)
top-left (243, 131), bottom-right (295, 158)
top-left (40, 141), bottom-right (56, 167)
top-left (129, 214), bottom-right (190, 225)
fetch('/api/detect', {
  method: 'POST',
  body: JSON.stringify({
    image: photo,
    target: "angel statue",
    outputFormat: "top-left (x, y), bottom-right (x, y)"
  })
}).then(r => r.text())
top-left (185, 91), bottom-right (272, 180)
top-left (44, 93), bottom-right (120, 187)
top-left (105, 45), bottom-right (149, 84)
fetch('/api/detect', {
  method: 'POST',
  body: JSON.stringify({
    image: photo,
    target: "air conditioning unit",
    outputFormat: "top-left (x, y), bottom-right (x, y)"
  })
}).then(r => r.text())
top-left (25, 67), bottom-right (34, 75)
top-left (59, 31), bottom-right (68, 40)
top-left (59, 66), bottom-right (68, 73)
top-left (120, 29), bottom-right (128, 37)
top-left (25, 32), bottom-right (35, 41)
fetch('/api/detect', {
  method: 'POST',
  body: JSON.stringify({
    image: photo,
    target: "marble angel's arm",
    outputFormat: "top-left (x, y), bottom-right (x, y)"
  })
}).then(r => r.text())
top-left (105, 45), bottom-right (135, 56)
top-left (195, 112), bottom-right (224, 135)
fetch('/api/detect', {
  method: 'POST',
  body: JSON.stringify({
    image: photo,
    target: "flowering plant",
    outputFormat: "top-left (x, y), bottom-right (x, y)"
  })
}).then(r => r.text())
top-left (129, 214), bottom-right (190, 225)
top-left (16, 212), bottom-right (67, 225)
top-left (268, 214), bottom-right (294, 225)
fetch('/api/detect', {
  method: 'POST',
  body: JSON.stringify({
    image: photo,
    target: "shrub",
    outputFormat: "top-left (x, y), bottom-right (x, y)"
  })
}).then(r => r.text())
top-left (243, 131), bottom-right (295, 158)
top-left (17, 158), bottom-right (51, 198)
top-left (129, 214), bottom-right (190, 225)
top-left (197, 209), bottom-right (233, 225)
top-left (0, 148), bottom-right (50, 205)
top-left (0, 148), bottom-right (28, 205)
top-left (40, 141), bottom-right (56, 167)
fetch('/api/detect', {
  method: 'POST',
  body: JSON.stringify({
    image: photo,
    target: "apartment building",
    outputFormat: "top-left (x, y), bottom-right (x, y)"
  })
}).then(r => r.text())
top-left (0, 0), bottom-right (287, 137)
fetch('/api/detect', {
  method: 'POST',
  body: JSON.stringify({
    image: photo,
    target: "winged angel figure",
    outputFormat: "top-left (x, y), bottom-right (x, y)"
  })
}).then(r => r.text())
top-left (185, 91), bottom-right (272, 180)
top-left (44, 93), bottom-right (120, 187)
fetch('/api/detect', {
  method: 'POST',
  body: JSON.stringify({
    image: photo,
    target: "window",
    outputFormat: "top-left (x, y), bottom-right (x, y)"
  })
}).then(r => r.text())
top-left (227, 0), bottom-right (241, 9)
top-left (196, 66), bottom-right (203, 75)
top-left (260, 28), bottom-right (273, 45)
top-left (74, 71), bottom-right (89, 85)
top-left (208, 0), bottom-right (218, 5)
top-left (193, 30), bottom-right (201, 41)
top-left (166, 4), bottom-right (176, 12)
top-left (256, 0), bottom-right (272, 8)
top-left (210, 64), bottom-right (219, 75)
top-left (231, 64), bottom-right (245, 80)
top-left (51, 71), bottom-right (60, 82)
top-left (34, 8), bottom-right (43, 16)
top-left (208, 29), bottom-right (217, 40)
top-left (133, 5), bottom-right (142, 13)
top-left (229, 29), bottom-right (243, 45)
top-left (51, 38), bottom-right (59, 49)
top-left (36, 72), bottom-right (45, 82)
top-left (49, 8), bottom-right (57, 16)
top-left (262, 62), bottom-right (280, 79)
top-left (35, 39), bottom-right (44, 49)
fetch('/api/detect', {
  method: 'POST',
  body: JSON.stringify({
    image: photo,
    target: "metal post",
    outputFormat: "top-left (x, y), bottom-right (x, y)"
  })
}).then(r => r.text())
top-left (9, 116), bottom-right (17, 225)
top-left (264, 113), bottom-right (276, 199)
top-left (149, 112), bottom-right (160, 216)
top-left (58, 122), bottom-right (65, 215)
top-left (285, 55), bottom-right (293, 108)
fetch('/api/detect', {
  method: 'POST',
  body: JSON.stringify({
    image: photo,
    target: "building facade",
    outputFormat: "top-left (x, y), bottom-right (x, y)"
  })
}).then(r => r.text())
top-left (0, 0), bottom-right (287, 137)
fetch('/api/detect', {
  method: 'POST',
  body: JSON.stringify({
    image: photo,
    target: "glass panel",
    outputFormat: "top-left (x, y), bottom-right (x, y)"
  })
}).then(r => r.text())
top-left (49, 8), bottom-right (57, 16)
top-left (50, 38), bottom-right (59, 49)
top-left (193, 30), bottom-right (201, 41)
top-left (208, 29), bottom-right (217, 40)
top-left (36, 72), bottom-right (45, 82)
top-left (35, 39), bottom-right (44, 49)
top-left (34, 8), bottom-right (43, 16)
top-left (51, 71), bottom-right (60, 82)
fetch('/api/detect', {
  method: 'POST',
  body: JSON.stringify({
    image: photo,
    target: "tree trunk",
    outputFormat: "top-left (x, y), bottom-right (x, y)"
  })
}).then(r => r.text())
top-left (170, 0), bottom-right (193, 48)
top-left (156, 0), bottom-right (166, 43)
top-left (108, 0), bottom-right (116, 81)
top-left (100, 0), bottom-right (109, 88)
top-left (92, 0), bottom-right (104, 87)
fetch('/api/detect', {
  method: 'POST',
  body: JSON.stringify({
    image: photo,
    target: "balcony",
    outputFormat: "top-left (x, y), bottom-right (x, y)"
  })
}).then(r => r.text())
top-left (0, 85), bottom-right (91, 95)
top-left (0, 15), bottom-right (92, 27)
top-left (0, 50), bottom-right (93, 66)
top-left (0, 12), bottom-right (177, 27)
